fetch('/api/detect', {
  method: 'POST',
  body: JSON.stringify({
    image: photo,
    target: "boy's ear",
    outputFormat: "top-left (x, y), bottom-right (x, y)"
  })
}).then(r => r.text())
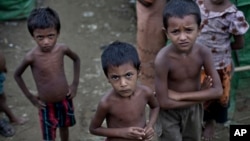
top-left (197, 25), bottom-right (202, 35)
top-left (138, 66), bottom-right (142, 77)
top-left (162, 27), bottom-right (168, 38)
top-left (162, 27), bottom-right (166, 32)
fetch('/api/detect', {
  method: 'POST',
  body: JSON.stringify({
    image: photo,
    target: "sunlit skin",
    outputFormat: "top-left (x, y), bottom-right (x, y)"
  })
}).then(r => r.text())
top-left (14, 27), bottom-right (80, 107)
top-left (89, 62), bottom-right (159, 141)
top-left (155, 15), bottom-right (222, 109)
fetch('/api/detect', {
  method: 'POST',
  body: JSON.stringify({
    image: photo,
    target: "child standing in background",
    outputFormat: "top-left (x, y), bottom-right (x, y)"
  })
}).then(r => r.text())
top-left (14, 7), bottom-right (80, 141)
top-left (196, 0), bottom-right (249, 140)
top-left (136, 0), bottom-right (167, 91)
top-left (0, 50), bottom-right (27, 125)
top-left (0, 50), bottom-right (27, 137)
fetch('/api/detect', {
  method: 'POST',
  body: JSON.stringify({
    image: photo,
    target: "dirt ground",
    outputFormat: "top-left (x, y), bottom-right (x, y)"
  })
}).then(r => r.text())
top-left (0, 0), bottom-right (249, 141)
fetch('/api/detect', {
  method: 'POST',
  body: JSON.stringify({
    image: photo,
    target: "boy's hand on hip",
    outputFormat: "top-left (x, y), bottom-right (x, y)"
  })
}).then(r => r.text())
top-left (67, 86), bottom-right (77, 99)
top-left (30, 95), bottom-right (46, 109)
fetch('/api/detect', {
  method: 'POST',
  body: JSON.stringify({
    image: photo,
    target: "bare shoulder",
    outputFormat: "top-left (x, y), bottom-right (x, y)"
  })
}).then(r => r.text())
top-left (136, 84), bottom-right (154, 97)
top-left (155, 45), bottom-right (173, 72)
top-left (155, 45), bottom-right (172, 64)
top-left (23, 47), bottom-right (38, 62)
top-left (57, 43), bottom-right (68, 48)
top-left (98, 89), bottom-right (114, 109)
top-left (194, 42), bottom-right (211, 56)
top-left (56, 43), bottom-right (70, 52)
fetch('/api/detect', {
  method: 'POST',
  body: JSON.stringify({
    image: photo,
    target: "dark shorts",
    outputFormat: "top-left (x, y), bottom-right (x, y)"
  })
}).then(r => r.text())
top-left (203, 101), bottom-right (229, 123)
top-left (39, 98), bottom-right (76, 141)
top-left (156, 104), bottom-right (203, 141)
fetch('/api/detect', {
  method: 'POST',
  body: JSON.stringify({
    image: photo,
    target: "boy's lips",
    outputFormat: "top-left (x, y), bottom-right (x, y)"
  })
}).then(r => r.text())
top-left (119, 89), bottom-right (131, 94)
top-left (179, 42), bottom-right (189, 48)
top-left (118, 89), bottom-right (134, 97)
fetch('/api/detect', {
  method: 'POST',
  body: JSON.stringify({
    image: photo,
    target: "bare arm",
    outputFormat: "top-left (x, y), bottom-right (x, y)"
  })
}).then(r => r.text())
top-left (231, 35), bottom-right (245, 50)
top-left (144, 90), bottom-right (159, 140)
top-left (154, 49), bottom-right (199, 109)
top-left (14, 54), bottom-right (45, 108)
top-left (0, 50), bottom-right (7, 73)
top-left (145, 91), bottom-right (159, 128)
top-left (168, 46), bottom-right (223, 101)
top-left (89, 98), bottom-right (145, 140)
top-left (64, 46), bottom-right (80, 98)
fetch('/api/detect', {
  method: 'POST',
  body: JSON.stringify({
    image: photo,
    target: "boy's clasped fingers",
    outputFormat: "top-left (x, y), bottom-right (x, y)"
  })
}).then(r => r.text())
top-left (201, 75), bottom-right (213, 90)
top-left (128, 127), bottom-right (145, 140)
top-left (143, 127), bottom-right (154, 141)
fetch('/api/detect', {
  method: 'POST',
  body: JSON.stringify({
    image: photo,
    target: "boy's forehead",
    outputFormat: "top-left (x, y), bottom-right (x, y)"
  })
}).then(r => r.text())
top-left (33, 27), bottom-right (58, 34)
top-left (108, 62), bottom-right (134, 69)
top-left (167, 15), bottom-right (197, 25)
top-left (107, 62), bottom-right (136, 73)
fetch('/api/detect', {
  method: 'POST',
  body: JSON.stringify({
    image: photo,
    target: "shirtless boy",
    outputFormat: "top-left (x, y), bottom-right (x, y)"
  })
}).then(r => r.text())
top-left (89, 41), bottom-right (159, 141)
top-left (14, 7), bottom-right (80, 141)
top-left (154, 0), bottom-right (223, 141)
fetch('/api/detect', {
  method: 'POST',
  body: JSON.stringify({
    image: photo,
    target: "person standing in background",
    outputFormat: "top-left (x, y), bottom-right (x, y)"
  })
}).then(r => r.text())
top-left (196, 0), bottom-right (249, 140)
top-left (136, 0), bottom-right (167, 91)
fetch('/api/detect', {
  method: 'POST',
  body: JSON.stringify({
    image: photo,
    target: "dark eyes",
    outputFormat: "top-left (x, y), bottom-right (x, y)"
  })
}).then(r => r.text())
top-left (110, 72), bottom-right (134, 80)
top-left (48, 34), bottom-right (55, 39)
top-left (111, 75), bottom-right (119, 80)
top-left (36, 34), bottom-right (55, 40)
top-left (171, 30), bottom-right (179, 34)
top-left (171, 28), bottom-right (194, 34)
top-left (125, 72), bottom-right (133, 78)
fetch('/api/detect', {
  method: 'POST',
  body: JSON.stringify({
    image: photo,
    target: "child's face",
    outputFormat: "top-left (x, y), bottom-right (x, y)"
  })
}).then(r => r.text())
top-left (33, 27), bottom-right (59, 52)
top-left (165, 15), bottom-right (200, 53)
top-left (107, 62), bottom-right (139, 98)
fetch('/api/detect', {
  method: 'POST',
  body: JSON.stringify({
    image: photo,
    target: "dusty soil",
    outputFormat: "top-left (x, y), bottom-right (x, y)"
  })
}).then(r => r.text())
top-left (0, 0), bottom-right (249, 141)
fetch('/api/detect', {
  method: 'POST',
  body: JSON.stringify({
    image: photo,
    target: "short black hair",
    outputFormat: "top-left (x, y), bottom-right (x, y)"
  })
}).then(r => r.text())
top-left (101, 41), bottom-right (141, 77)
top-left (163, 0), bottom-right (201, 29)
top-left (27, 7), bottom-right (61, 36)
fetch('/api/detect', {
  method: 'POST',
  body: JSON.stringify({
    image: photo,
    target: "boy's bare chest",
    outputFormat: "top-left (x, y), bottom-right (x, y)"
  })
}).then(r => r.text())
top-left (33, 53), bottom-right (64, 71)
top-left (109, 98), bottom-right (147, 124)
top-left (169, 56), bottom-right (203, 80)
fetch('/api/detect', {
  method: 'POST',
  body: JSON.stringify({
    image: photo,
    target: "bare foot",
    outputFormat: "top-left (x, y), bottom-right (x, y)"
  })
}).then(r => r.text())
top-left (202, 120), bottom-right (216, 141)
top-left (10, 117), bottom-right (28, 125)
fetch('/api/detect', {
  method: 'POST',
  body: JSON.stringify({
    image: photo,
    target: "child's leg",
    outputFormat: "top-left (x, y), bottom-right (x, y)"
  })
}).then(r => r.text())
top-left (202, 119), bottom-right (216, 141)
top-left (59, 127), bottom-right (69, 141)
top-left (0, 93), bottom-right (27, 125)
top-left (202, 64), bottom-right (232, 140)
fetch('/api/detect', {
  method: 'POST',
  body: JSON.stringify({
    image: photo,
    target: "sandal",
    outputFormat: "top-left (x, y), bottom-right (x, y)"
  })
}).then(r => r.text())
top-left (0, 119), bottom-right (15, 137)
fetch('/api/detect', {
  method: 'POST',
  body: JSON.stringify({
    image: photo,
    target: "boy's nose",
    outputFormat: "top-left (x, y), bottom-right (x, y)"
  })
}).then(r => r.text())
top-left (180, 32), bottom-right (187, 40)
top-left (43, 38), bottom-right (50, 45)
top-left (120, 78), bottom-right (127, 87)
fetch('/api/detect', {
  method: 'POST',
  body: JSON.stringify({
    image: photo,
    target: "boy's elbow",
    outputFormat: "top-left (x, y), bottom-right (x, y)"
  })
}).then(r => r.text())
top-left (14, 71), bottom-right (21, 80)
top-left (216, 87), bottom-right (223, 98)
top-left (159, 100), bottom-right (173, 109)
top-left (89, 126), bottom-right (95, 134)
